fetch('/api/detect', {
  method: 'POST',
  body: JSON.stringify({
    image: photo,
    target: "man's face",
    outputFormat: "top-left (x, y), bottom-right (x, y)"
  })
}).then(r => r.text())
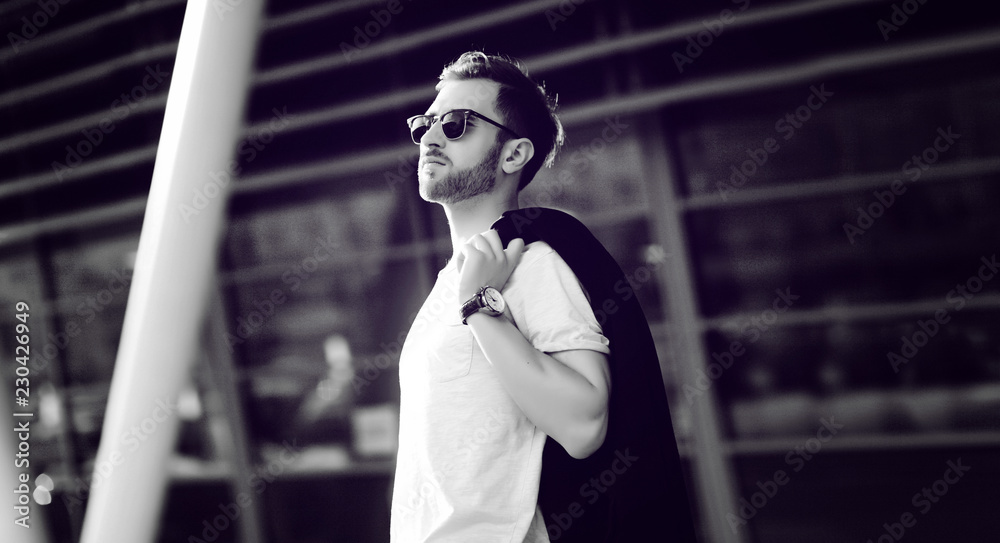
top-left (416, 79), bottom-right (506, 204)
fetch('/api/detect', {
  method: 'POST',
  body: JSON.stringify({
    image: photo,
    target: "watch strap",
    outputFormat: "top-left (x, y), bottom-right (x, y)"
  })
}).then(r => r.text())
top-left (460, 291), bottom-right (484, 325)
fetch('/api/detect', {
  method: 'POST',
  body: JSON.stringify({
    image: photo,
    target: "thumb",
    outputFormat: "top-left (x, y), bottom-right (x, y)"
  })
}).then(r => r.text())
top-left (504, 237), bottom-right (525, 267)
top-left (455, 249), bottom-right (466, 272)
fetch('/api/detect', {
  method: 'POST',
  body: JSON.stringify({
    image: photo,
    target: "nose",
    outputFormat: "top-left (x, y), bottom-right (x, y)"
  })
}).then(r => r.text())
top-left (420, 118), bottom-right (446, 148)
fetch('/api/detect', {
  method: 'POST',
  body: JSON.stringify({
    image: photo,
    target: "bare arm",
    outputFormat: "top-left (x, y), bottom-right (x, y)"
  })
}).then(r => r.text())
top-left (466, 311), bottom-right (610, 458)
top-left (457, 229), bottom-right (610, 459)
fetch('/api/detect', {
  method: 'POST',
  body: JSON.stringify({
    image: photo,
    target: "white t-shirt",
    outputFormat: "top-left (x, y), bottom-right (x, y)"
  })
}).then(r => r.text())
top-left (390, 241), bottom-right (610, 543)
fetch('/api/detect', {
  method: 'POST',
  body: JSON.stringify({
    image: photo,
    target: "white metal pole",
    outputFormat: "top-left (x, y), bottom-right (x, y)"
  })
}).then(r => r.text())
top-left (79, 1), bottom-right (263, 542)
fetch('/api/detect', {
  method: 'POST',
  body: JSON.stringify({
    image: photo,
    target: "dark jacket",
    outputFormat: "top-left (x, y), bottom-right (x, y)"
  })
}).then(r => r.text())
top-left (492, 207), bottom-right (697, 543)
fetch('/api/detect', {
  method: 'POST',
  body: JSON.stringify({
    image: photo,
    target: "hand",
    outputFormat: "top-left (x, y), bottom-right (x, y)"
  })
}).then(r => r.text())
top-left (456, 230), bottom-right (525, 301)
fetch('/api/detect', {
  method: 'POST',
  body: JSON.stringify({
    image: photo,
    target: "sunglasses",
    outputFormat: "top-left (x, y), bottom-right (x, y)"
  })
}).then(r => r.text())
top-left (406, 109), bottom-right (520, 144)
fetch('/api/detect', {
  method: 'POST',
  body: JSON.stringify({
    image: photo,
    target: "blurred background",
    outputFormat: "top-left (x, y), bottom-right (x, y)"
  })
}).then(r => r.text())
top-left (1, 0), bottom-right (999, 541)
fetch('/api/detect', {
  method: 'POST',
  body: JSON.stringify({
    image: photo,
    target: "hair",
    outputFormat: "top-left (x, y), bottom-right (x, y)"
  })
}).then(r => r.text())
top-left (437, 51), bottom-right (564, 191)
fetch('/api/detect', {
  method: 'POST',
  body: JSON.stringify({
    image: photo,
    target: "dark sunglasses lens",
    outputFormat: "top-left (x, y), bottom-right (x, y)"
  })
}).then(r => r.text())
top-left (410, 125), bottom-right (428, 143)
top-left (409, 117), bottom-right (430, 143)
top-left (441, 112), bottom-right (467, 139)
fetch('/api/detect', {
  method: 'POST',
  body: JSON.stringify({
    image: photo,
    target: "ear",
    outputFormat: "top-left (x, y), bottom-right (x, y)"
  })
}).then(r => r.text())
top-left (500, 138), bottom-right (534, 175)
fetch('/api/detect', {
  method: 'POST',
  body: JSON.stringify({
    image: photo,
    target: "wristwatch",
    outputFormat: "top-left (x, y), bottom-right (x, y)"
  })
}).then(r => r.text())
top-left (460, 286), bottom-right (506, 325)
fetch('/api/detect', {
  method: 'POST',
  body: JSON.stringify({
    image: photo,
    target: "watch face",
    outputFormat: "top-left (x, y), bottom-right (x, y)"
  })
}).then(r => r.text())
top-left (483, 287), bottom-right (505, 313)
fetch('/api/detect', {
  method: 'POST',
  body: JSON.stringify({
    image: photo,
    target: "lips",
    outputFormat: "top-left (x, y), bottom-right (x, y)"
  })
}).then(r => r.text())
top-left (421, 153), bottom-right (448, 167)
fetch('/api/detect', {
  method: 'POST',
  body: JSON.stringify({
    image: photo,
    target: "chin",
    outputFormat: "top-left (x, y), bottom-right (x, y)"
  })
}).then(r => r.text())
top-left (418, 187), bottom-right (438, 204)
top-left (418, 163), bottom-right (496, 205)
top-left (418, 174), bottom-right (456, 204)
top-left (417, 176), bottom-right (441, 203)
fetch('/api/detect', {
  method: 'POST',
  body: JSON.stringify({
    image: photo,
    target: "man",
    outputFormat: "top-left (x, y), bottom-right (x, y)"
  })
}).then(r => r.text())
top-left (390, 51), bottom-right (612, 542)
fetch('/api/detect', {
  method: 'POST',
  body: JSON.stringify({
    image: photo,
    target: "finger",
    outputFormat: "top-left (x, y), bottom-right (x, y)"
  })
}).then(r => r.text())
top-left (481, 229), bottom-right (504, 257)
top-left (454, 249), bottom-right (466, 272)
top-left (469, 233), bottom-right (495, 257)
top-left (504, 237), bottom-right (525, 266)
top-left (460, 241), bottom-right (482, 259)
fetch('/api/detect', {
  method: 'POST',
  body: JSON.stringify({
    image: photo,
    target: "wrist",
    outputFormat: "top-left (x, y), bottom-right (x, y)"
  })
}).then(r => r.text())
top-left (464, 311), bottom-right (489, 325)
top-left (459, 287), bottom-right (479, 302)
top-left (460, 286), bottom-right (506, 325)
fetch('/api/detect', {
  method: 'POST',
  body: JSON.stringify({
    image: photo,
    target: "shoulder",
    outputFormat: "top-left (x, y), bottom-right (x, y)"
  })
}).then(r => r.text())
top-left (514, 240), bottom-right (557, 269)
top-left (510, 240), bottom-right (582, 282)
top-left (505, 241), bottom-right (587, 301)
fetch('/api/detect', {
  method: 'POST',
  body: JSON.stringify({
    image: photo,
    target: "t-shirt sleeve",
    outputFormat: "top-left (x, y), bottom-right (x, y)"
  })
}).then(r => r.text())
top-left (504, 244), bottom-right (611, 356)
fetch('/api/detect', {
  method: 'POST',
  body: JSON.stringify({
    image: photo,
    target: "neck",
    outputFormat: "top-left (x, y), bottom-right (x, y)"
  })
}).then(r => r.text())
top-left (443, 190), bottom-right (519, 259)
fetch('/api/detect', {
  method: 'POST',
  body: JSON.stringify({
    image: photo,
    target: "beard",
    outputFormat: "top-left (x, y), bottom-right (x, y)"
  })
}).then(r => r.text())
top-left (419, 142), bottom-right (502, 205)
